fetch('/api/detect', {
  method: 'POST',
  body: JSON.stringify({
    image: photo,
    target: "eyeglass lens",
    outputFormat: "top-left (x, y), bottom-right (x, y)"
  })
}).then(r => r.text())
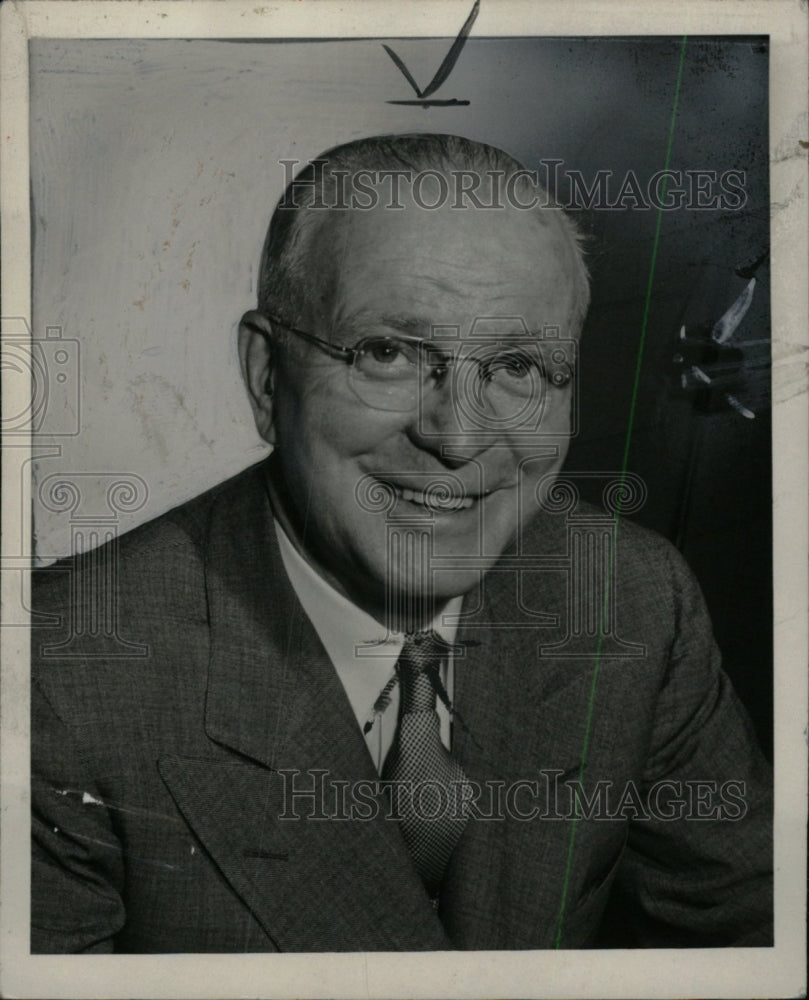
top-left (348, 337), bottom-right (572, 415)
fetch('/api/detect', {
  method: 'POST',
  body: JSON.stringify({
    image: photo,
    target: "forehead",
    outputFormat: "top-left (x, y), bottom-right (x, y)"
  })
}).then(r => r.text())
top-left (302, 191), bottom-right (576, 333)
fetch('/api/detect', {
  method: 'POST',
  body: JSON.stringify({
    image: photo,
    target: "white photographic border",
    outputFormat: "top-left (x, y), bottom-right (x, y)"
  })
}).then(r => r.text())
top-left (2, 2), bottom-right (806, 997)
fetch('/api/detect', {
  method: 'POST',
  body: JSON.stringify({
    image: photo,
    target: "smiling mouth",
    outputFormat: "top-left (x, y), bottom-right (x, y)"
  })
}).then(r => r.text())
top-left (380, 480), bottom-right (481, 512)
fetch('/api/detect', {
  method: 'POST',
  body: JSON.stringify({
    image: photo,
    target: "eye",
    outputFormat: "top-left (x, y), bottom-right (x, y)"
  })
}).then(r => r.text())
top-left (485, 350), bottom-right (537, 380)
top-left (367, 339), bottom-right (411, 365)
top-left (358, 337), bottom-right (421, 379)
top-left (500, 353), bottom-right (532, 377)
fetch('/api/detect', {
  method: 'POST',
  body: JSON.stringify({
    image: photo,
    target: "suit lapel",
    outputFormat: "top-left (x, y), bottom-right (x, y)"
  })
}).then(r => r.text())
top-left (159, 468), bottom-right (450, 951)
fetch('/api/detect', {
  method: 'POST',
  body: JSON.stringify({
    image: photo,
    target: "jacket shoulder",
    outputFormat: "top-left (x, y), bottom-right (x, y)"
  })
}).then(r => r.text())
top-left (31, 461), bottom-right (273, 733)
top-left (32, 461), bottom-right (269, 618)
top-left (520, 498), bottom-right (707, 644)
top-left (523, 497), bottom-right (687, 570)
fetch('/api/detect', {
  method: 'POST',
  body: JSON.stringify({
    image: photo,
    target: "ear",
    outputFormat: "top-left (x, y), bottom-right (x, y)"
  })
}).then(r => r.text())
top-left (238, 310), bottom-right (278, 445)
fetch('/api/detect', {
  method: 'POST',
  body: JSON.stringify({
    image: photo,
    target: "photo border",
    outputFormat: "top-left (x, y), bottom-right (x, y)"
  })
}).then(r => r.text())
top-left (2, 2), bottom-right (806, 997)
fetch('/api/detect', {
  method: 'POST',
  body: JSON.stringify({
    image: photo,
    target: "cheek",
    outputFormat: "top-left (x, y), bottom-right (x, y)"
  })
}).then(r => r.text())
top-left (509, 388), bottom-right (573, 463)
top-left (540, 381), bottom-right (574, 431)
top-left (532, 390), bottom-right (574, 473)
top-left (509, 432), bottom-right (571, 519)
top-left (275, 380), bottom-right (408, 483)
top-left (273, 373), bottom-right (348, 454)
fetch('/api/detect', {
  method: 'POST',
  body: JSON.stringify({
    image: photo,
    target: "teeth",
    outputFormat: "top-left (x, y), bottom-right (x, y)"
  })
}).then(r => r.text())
top-left (390, 485), bottom-right (475, 511)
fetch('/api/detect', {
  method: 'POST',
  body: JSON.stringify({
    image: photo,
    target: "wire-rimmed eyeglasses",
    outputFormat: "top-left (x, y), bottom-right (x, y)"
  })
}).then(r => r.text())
top-left (249, 311), bottom-right (574, 415)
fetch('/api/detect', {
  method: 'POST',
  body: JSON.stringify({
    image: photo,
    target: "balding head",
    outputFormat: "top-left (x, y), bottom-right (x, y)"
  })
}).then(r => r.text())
top-left (258, 133), bottom-right (590, 338)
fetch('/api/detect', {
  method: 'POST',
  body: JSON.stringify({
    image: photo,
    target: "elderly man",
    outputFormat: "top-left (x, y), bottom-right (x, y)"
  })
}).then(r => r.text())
top-left (31, 133), bottom-right (772, 953)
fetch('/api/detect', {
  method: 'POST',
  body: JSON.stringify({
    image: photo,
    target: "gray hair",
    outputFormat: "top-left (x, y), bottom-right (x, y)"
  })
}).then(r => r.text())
top-left (258, 133), bottom-right (590, 335)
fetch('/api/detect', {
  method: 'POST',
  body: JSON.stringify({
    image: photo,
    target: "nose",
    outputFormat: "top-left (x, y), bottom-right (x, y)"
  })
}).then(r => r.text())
top-left (405, 376), bottom-right (494, 468)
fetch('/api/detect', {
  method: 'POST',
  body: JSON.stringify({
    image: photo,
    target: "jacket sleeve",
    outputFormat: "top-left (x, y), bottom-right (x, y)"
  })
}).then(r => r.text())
top-left (31, 678), bottom-right (126, 953)
top-left (600, 542), bottom-right (773, 947)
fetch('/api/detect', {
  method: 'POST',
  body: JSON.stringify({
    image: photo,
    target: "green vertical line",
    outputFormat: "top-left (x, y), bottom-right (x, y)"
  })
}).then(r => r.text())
top-left (553, 34), bottom-right (688, 950)
top-left (621, 35), bottom-right (689, 474)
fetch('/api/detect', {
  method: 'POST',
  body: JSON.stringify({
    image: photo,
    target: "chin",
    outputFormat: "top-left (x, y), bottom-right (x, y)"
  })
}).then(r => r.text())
top-left (390, 564), bottom-right (488, 608)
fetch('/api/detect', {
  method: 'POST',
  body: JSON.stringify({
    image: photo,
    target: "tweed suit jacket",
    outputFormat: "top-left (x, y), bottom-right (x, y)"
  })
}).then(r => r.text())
top-left (31, 461), bottom-right (773, 953)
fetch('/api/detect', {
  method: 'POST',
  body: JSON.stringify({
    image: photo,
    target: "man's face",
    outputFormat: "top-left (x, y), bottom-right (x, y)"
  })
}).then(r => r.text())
top-left (266, 189), bottom-right (578, 619)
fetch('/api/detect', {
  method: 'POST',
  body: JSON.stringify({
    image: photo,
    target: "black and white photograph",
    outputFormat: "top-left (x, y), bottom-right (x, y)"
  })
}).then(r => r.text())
top-left (1, 2), bottom-right (806, 998)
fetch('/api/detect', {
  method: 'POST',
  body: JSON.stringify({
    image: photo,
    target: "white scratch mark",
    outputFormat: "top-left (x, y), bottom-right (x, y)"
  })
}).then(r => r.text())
top-left (51, 787), bottom-right (183, 825)
top-left (67, 829), bottom-right (181, 871)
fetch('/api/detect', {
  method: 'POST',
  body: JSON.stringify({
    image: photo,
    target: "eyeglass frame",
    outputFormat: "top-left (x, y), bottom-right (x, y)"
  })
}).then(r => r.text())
top-left (251, 311), bottom-right (573, 390)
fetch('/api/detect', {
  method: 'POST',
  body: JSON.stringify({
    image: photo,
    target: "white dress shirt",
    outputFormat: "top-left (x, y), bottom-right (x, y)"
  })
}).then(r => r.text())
top-left (274, 521), bottom-right (462, 773)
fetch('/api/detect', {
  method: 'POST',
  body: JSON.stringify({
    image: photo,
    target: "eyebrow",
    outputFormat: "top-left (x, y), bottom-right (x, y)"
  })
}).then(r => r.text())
top-left (335, 307), bottom-right (548, 342)
top-left (379, 313), bottom-right (436, 337)
top-left (381, 314), bottom-right (551, 342)
top-left (332, 308), bottom-right (436, 339)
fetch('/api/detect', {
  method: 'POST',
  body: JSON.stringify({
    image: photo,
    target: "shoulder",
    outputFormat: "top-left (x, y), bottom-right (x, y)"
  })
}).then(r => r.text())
top-left (31, 461), bottom-right (274, 729)
top-left (523, 497), bottom-right (698, 588)
top-left (520, 498), bottom-right (709, 649)
top-left (32, 460), bottom-right (270, 619)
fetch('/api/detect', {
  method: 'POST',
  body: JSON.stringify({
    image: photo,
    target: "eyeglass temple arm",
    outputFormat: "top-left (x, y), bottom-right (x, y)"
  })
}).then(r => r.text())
top-left (262, 313), bottom-right (356, 364)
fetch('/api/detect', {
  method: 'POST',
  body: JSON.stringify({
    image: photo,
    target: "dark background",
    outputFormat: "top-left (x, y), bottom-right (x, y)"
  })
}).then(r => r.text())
top-left (498, 37), bottom-right (772, 757)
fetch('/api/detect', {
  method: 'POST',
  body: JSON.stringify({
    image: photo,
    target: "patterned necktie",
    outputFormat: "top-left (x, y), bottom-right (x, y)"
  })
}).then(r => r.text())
top-left (382, 630), bottom-right (469, 898)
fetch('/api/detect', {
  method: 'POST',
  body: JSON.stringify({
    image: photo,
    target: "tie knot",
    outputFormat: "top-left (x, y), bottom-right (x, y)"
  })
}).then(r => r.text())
top-left (400, 630), bottom-right (451, 673)
top-left (398, 631), bottom-right (451, 713)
